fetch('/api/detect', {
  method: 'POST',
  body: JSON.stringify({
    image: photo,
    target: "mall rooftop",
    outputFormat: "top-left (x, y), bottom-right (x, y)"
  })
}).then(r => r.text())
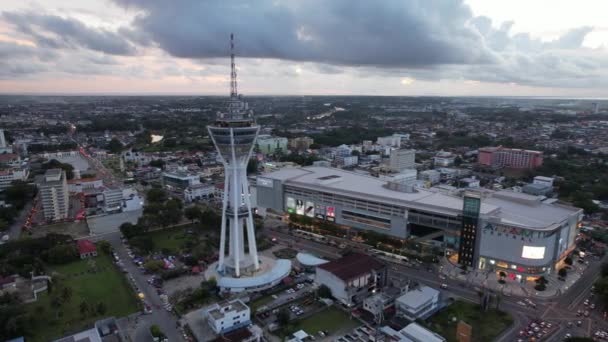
top-left (259, 166), bottom-right (581, 231)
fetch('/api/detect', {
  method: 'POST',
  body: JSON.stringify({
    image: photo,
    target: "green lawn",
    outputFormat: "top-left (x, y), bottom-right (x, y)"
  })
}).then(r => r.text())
top-left (426, 300), bottom-right (513, 342)
top-left (250, 295), bottom-right (275, 312)
top-left (144, 225), bottom-right (193, 253)
top-left (293, 306), bottom-right (360, 336)
top-left (25, 253), bottom-right (140, 342)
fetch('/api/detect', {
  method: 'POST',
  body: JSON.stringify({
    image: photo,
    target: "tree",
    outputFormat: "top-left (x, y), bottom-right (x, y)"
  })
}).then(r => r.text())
top-left (96, 301), bottom-right (107, 315)
top-left (276, 308), bottom-right (290, 327)
top-left (42, 159), bottom-right (74, 180)
top-left (149, 159), bottom-right (165, 169)
top-left (50, 296), bottom-right (63, 318)
top-left (144, 260), bottom-right (165, 273)
top-left (5, 180), bottom-right (36, 209)
top-left (146, 188), bottom-right (167, 204)
top-left (120, 222), bottom-right (146, 238)
top-left (317, 284), bottom-right (332, 299)
top-left (454, 156), bottom-right (463, 166)
top-left (46, 244), bottom-right (78, 264)
top-left (61, 286), bottom-right (73, 303)
top-left (150, 324), bottom-right (165, 338)
top-left (97, 240), bottom-right (112, 254)
top-left (495, 293), bottom-right (502, 310)
top-left (129, 236), bottom-right (154, 253)
top-left (107, 138), bottom-right (124, 153)
top-left (558, 268), bottom-right (568, 278)
top-left (79, 301), bottom-right (90, 316)
top-left (602, 262), bottom-right (608, 277)
top-left (247, 158), bottom-right (258, 174)
top-left (185, 206), bottom-right (203, 223)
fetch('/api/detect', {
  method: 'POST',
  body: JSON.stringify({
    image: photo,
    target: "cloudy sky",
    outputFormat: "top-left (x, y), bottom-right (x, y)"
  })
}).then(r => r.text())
top-left (1, 0), bottom-right (607, 97)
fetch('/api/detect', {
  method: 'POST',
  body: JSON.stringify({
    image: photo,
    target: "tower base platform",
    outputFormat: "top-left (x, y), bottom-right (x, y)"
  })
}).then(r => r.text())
top-left (204, 255), bottom-right (292, 293)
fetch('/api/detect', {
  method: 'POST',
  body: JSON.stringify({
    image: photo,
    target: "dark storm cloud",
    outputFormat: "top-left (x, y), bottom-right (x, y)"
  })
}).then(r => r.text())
top-left (2, 11), bottom-right (137, 55)
top-left (111, 0), bottom-right (497, 67)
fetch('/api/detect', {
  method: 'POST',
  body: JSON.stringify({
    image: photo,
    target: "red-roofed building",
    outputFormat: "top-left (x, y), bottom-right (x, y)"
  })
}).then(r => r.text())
top-left (76, 239), bottom-right (98, 259)
top-left (315, 253), bottom-right (387, 306)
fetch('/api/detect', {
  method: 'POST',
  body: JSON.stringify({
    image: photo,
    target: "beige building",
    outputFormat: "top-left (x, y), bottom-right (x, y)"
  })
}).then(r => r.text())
top-left (38, 169), bottom-right (69, 221)
top-left (389, 149), bottom-right (416, 172)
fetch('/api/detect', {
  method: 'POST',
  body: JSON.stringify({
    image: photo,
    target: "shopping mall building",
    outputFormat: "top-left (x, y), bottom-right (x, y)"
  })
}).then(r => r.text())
top-left (256, 166), bottom-right (583, 282)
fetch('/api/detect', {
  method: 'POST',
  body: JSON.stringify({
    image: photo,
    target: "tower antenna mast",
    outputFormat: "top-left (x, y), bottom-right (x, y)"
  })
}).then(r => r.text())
top-left (230, 33), bottom-right (238, 98)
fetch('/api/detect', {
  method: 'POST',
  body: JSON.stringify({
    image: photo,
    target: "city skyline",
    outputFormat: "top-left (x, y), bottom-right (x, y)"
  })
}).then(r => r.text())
top-left (1, 0), bottom-right (608, 97)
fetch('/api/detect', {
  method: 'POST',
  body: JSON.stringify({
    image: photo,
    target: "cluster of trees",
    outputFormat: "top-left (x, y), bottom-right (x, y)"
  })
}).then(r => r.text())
top-left (40, 159), bottom-right (75, 180)
top-left (279, 154), bottom-right (319, 166)
top-left (106, 138), bottom-right (124, 154)
top-left (593, 263), bottom-right (608, 308)
top-left (311, 126), bottom-right (395, 146)
top-left (140, 189), bottom-right (183, 228)
top-left (0, 180), bottom-right (37, 230)
top-left (0, 293), bottom-right (30, 340)
top-left (0, 234), bottom-right (77, 277)
top-left (534, 156), bottom-right (608, 214)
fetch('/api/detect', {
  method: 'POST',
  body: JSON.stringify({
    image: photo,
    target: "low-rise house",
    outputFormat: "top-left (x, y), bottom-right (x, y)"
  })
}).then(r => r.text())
top-left (77, 240), bottom-right (98, 259)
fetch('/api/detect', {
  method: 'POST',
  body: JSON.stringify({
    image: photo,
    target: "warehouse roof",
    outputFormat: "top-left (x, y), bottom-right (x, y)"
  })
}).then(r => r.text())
top-left (318, 253), bottom-right (384, 282)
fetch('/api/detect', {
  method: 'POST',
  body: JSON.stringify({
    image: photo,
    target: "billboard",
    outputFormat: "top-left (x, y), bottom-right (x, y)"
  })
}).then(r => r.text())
top-left (522, 246), bottom-right (546, 259)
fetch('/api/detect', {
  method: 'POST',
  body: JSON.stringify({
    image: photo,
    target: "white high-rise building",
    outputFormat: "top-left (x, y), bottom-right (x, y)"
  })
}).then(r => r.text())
top-left (207, 34), bottom-right (260, 277)
top-left (38, 169), bottom-right (69, 221)
top-left (389, 149), bottom-right (416, 172)
top-left (0, 129), bottom-right (6, 148)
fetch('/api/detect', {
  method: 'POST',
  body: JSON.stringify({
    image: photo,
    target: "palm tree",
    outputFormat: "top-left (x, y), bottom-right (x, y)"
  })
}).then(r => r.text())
top-left (61, 286), bottom-right (73, 303)
top-left (51, 296), bottom-right (63, 318)
top-left (495, 293), bottom-right (502, 310)
top-left (80, 301), bottom-right (90, 316)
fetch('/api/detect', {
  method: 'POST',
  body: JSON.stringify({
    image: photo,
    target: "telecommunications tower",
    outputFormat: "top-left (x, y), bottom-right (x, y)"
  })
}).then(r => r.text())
top-left (207, 34), bottom-right (260, 277)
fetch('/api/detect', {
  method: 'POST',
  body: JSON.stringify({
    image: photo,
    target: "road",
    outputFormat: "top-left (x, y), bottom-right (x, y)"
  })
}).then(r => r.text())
top-left (266, 222), bottom-right (608, 341)
top-left (88, 232), bottom-right (185, 342)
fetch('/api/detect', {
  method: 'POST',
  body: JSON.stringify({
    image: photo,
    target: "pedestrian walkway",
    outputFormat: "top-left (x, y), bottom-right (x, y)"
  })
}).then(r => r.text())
top-left (440, 257), bottom-right (588, 299)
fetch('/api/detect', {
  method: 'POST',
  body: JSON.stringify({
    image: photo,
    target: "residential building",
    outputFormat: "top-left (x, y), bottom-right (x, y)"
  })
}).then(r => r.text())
top-left (335, 155), bottom-right (358, 167)
top-left (395, 285), bottom-right (440, 321)
top-left (478, 146), bottom-right (543, 169)
top-left (204, 299), bottom-right (251, 334)
top-left (389, 149), bottom-right (416, 172)
top-left (376, 134), bottom-right (409, 148)
top-left (315, 253), bottom-right (387, 306)
top-left (0, 169), bottom-right (29, 191)
top-left (459, 177), bottom-right (480, 188)
top-left (379, 169), bottom-right (417, 184)
top-left (77, 239), bottom-right (98, 259)
top-left (419, 169), bottom-right (441, 185)
top-left (162, 170), bottom-right (201, 189)
top-left (433, 151), bottom-right (455, 167)
top-left (289, 136), bottom-right (314, 151)
top-left (68, 177), bottom-right (104, 193)
top-left (184, 183), bottom-right (215, 202)
top-left (523, 183), bottom-right (553, 196)
top-left (122, 150), bottom-right (152, 166)
top-left (362, 293), bottom-right (394, 323)
top-left (257, 166), bottom-right (582, 280)
top-left (103, 188), bottom-right (123, 212)
top-left (38, 169), bottom-right (69, 221)
top-left (256, 135), bottom-right (288, 155)
top-left (533, 176), bottom-right (554, 187)
top-left (0, 153), bottom-right (22, 168)
top-left (54, 328), bottom-right (102, 342)
top-left (380, 323), bottom-right (446, 342)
